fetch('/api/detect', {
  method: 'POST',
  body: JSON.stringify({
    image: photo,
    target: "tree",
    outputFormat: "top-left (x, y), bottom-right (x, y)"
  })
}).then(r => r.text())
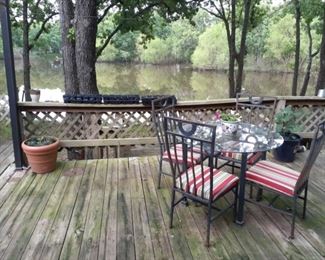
top-left (299, 0), bottom-right (322, 96)
top-left (75, 0), bottom-right (98, 94)
top-left (316, 3), bottom-right (325, 95)
top-left (59, 0), bottom-right (201, 94)
top-left (191, 23), bottom-right (228, 69)
top-left (59, 0), bottom-right (78, 95)
top-left (292, 0), bottom-right (301, 96)
top-left (11, 0), bottom-right (57, 100)
top-left (265, 14), bottom-right (309, 69)
top-left (201, 0), bottom-right (265, 97)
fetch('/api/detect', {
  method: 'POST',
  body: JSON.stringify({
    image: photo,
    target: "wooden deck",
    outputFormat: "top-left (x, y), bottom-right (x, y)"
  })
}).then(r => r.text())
top-left (0, 144), bottom-right (324, 259)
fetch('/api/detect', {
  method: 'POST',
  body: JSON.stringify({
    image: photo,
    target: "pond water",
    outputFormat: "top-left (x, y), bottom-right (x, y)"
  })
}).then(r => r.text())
top-left (0, 58), bottom-right (317, 101)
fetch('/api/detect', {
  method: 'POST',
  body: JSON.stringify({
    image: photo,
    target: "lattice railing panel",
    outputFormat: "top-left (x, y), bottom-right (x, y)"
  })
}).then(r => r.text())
top-left (0, 95), bottom-right (10, 126)
top-left (21, 110), bottom-right (156, 140)
top-left (18, 98), bottom-right (325, 145)
top-left (293, 105), bottom-right (325, 133)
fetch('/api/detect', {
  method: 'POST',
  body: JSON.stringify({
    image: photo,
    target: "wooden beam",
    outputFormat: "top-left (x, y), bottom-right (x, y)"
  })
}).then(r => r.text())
top-left (60, 137), bottom-right (158, 147)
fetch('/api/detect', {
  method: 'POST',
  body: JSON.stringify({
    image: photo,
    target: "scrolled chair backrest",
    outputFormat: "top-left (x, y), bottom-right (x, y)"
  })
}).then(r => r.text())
top-left (163, 116), bottom-right (217, 201)
top-left (295, 120), bottom-right (325, 194)
top-left (151, 96), bottom-right (176, 153)
top-left (236, 92), bottom-right (277, 131)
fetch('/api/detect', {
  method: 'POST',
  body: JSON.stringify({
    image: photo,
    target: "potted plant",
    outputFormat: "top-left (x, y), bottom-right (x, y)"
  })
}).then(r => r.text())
top-left (273, 105), bottom-right (304, 162)
top-left (21, 136), bottom-right (60, 174)
top-left (215, 110), bottom-right (241, 134)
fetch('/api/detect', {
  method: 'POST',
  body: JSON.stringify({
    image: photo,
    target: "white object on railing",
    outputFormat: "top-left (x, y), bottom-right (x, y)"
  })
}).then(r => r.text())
top-left (317, 89), bottom-right (325, 98)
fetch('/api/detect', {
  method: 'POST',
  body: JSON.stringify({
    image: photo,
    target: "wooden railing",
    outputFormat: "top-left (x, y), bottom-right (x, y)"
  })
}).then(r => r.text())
top-left (17, 97), bottom-right (325, 155)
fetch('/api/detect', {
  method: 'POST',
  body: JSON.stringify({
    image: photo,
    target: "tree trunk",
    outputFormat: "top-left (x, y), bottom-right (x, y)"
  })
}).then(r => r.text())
top-left (75, 0), bottom-right (98, 94)
top-left (228, 0), bottom-right (237, 98)
top-left (292, 0), bottom-right (301, 96)
top-left (235, 0), bottom-right (251, 95)
top-left (316, 5), bottom-right (325, 95)
top-left (22, 0), bottom-right (31, 101)
top-left (300, 23), bottom-right (313, 96)
top-left (59, 0), bottom-right (79, 95)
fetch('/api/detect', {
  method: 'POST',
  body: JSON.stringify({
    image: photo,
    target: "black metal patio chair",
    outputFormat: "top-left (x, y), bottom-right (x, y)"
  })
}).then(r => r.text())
top-left (217, 93), bottom-right (278, 171)
top-left (151, 96), bottom-right (177, 188)
top-left (245, 120), bottom-right (325, 238)
top-left (163, 116), bottom-right (239, 246)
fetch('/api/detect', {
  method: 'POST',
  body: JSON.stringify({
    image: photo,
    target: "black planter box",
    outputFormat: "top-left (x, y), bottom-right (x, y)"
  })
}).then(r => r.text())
top-left (102, 95), bottom-right (140, 104)
top-left (63, 94), bottom-right (76, 103)
top-left (82, 94), bottom-right (102, 104)
top-left (141, 95), bottom-right (177, 106)
top-left (63, 94), bottom-right (102, 104)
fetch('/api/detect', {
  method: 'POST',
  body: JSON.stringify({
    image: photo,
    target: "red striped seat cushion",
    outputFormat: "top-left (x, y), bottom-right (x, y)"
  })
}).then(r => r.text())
top-left (162, 144), bottom-right (203, 167)
top-left (176, 165), bottom-right (239, 201)
top-left (246, 160), bottom-right (300, 197)
top-left (220, 152), bottom-right (262, 165)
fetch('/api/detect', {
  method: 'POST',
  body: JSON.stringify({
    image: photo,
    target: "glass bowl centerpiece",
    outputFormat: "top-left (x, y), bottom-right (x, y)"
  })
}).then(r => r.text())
top-left (215, 110), bottom-right (241, 134)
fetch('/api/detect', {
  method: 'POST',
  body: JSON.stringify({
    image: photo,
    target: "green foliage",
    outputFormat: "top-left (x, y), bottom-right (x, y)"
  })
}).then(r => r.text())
top-left (111, 32), bottom-right (139, 61)
top-left (191, 24), bottom-right (228, 69)
top-left (139, 17), bottom-right (199, 64)
top-left (96, 0), bottom-right (201, 57)
top-left (220, 111), bottom-right (241, 122)
top-left (167, 19), bottom-right (199, 62)
top-left (275, 105), bottom-right (305, 134)
top-left (140, 38), bottom-right (172, 64)
top-left (10, 0), bottom-right (58, 50)
top-left (246, 19), bottom-right (269, 59)
top-left (31, 23), bottom-right (61, 54)
top-left (98, 44), bottom-right (120, 62)
top-left (24, 136), bottom-right (56, 147)
top-left (192, 9), bottom-right (216, 33)
top-left (264, 14), bottom-right (308, 68)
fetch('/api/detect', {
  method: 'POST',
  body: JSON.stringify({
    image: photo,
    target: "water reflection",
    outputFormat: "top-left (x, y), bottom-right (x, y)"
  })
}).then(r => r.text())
top-left (0, 59), bottom-right (317, 101)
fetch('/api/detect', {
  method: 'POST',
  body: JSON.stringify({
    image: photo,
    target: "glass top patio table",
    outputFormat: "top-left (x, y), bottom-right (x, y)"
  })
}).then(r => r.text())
top-left (213, 122), bottom-right (284, 154)
top-left (205, 121), bottom-right (284, 225)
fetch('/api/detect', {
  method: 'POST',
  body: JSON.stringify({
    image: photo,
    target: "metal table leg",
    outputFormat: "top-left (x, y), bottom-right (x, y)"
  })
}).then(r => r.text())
top-left (256, 151), bottom-right (266, 201)
top-left (236, 152), bottom-right (247, 225)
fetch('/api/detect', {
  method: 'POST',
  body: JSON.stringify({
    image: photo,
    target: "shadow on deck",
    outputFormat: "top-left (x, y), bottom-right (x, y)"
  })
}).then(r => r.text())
top-left (0, 142), bottom-right (324, 259)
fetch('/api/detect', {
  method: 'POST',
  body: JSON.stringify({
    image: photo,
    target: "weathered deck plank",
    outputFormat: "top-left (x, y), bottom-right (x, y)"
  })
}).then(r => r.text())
top-left (0, 151), bottom-right (323, 259)
top-left (116, 158), bottom-right (136, 259)
top-left (59, 160), bottom-right (97, 260)
top-left (21, 161), bottom-right (79, 260)
top-left (0, 143), bottom-right (14, 175)
top-left (98, 159), bottom-right (118, 260)
top-left (140, 157), bottom-right (174, 259)
top-left (3, 162), bottom-right (67, 259)
top-left (78, 159), bottom-right (107, 260)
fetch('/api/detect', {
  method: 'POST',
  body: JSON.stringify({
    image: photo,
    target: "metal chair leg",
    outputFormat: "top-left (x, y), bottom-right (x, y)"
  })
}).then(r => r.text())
top-left (157, 157), bottom-right (163, 189)
top-left (231, 161), bottom-right (235, 175)
top-left (206, 203), bottom-right (212, 247)
top-left (170, 189), bottom-right (176, 228)
top-left (290, 197), bottom-right (298, 239)
top-left (249, 184), bottom-right (253, 199)
top-left (233, 185), bottom-right (238, 222)
top-left (256, 188), bottom-right (263, 201)
top-left (302, 185), bottom-right (308, 219)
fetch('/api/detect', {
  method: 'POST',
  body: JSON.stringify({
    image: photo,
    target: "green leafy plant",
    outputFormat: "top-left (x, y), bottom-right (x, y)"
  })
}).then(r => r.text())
top-left (215, 110), bottom-right (241, 122)
top-left (24, 136), bottom-right (56, 147)
top-left (274, 106), bottom-right (305, 135)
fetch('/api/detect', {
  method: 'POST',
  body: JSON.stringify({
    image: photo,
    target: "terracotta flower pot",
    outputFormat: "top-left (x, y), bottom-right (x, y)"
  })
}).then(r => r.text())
top-left (21, 137), bottom-right (60, 174)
